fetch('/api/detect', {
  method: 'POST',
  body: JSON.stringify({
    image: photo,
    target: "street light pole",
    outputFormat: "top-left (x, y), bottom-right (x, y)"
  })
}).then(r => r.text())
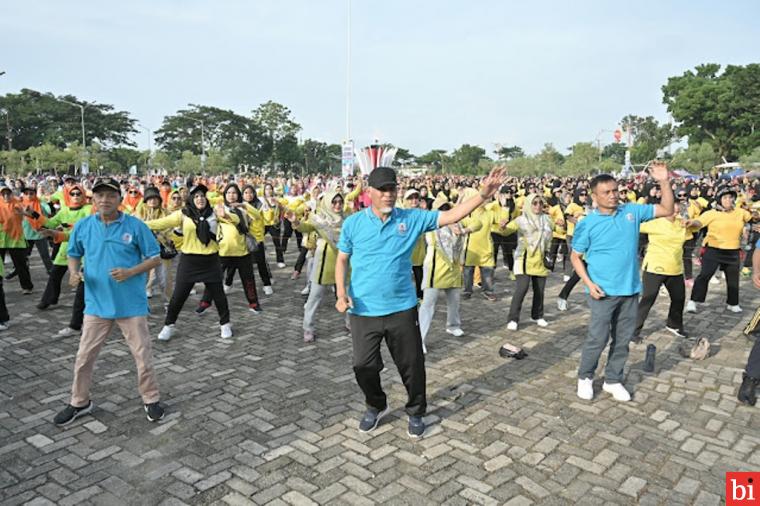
top-left (192, 119), bottom-right (205, 170)
top-left (61, 99), bottom-right (87, 148)
top-left (137, 123), bottom-right (153, 171)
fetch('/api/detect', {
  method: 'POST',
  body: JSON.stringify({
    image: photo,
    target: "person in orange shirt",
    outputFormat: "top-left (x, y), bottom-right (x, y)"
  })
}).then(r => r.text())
top-left (0, 183), bottom-right (33, 294)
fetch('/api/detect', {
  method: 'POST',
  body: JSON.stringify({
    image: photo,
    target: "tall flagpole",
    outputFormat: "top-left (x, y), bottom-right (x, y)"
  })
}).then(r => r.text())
top-left (346, 0), bottom-right (351, 141)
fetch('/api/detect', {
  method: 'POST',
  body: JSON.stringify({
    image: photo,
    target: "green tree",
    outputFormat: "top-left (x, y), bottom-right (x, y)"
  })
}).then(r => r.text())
top-left (670, 142), bottom-right (719, 174)
top-left (601, 142), bottom-right (627, 164)
top-left (534, 143), bottom-right (564, 175)
top-left (451, 144), bottom-right (486, 174)
top-left (417, 149), bottom-right (449, 173)
top-left (562, 142), bottom-right (598, 175)
top-left (494, 145), bottom-right (524, 160)
top-left (620, 114), bottom-right (677, 164)
top-left (739, 147), bottom-right (760, 168)
top-left (251, 101), bottom-right (302, 171)
top-left (662, 63), bottom-right (760, 160)
top-left (302, 139), bottom-right (341, 174)
top-left (0, 89), bottom-right (137, 151)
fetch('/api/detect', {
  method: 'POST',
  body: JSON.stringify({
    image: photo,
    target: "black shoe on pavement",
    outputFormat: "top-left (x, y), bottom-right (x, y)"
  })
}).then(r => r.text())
top-left (358, 405), bottom-right (390, 433)
top-left (738, 373), bottom-right (759, 406)
top-left (53, 401), bottom-right (93, 427)
top-left (407, 415), bottom-right (426, 438)
top-left (144, 402), bottom-right (165, 422)
top-left (5, 270), bottom-right (17, 280)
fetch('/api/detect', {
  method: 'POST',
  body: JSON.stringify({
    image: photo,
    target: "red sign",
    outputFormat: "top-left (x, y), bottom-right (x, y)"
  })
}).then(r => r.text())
top-left (727, 473), bottom-right (760, 505)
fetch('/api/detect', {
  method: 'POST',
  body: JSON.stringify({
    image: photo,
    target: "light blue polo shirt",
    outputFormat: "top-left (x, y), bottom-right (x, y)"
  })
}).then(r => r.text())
top-left (67, 212), bottom-right (160, 319)
top-left (572, 203), bottom-right (655, 296)
top-left (338, 207), bottom-right (440, 316)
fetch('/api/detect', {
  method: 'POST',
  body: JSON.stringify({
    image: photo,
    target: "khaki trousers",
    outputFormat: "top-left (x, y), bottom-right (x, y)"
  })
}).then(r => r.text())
top-left (70, 315), bottom-right (160, 406)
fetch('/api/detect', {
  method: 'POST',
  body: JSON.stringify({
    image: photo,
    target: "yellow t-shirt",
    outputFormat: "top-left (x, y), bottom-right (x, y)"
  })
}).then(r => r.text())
top-left (565, 202), bottom-right (585, 237)
top-left (699, 208), bottom-right (751, 250)
top-left (640, 218), bottom-right (690, 275)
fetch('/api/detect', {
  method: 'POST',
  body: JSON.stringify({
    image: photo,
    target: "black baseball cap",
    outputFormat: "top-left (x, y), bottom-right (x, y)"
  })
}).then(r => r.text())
top-left (368, 166), bottom-right (397, 189)
top-left (92, 177), bottom-right (121, 194)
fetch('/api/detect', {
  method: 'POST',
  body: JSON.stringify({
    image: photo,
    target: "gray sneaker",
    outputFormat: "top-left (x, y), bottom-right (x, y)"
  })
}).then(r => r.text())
top-left (407, 415), bottom-right (425, 438)
top-left (358, 405), bottom-right (390, 433)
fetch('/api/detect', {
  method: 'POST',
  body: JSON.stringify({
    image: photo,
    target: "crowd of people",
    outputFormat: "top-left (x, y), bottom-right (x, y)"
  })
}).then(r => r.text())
top-left (1, 162), bottom-right (760, 434)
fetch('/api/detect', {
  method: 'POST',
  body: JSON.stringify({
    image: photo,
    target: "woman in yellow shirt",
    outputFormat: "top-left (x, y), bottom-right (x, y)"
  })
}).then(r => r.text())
top-left (196, 183), bottom-right (262, 315)
top-left (460, 189), bottom-right (498, 301)
top-left (501, 194), bottom-right (555, 331)
top-left (685, 188), bottom-right (752, 313)
top-left (242, 185), bottom-right (273, 295)
top-left (419, 194), bottom-right (465, 353)
top-left (146, 184), bottom-right (238, 341)
top-left (633, 201), bottom-right (693, 341)
top-left (261, 183), bottom-right (286, 267)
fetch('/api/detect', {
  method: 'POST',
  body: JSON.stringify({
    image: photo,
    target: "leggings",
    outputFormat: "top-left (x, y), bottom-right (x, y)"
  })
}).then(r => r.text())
top-left (265, 225), bottom-right (284, 263)
top-left (205, 255), bottom-right (260, 308)
top-left (166, 279), bottom-right (229, 325)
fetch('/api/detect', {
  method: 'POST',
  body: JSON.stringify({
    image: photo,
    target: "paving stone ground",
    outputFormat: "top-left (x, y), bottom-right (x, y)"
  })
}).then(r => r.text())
top-left (1, 249), bottom-right (759, 505)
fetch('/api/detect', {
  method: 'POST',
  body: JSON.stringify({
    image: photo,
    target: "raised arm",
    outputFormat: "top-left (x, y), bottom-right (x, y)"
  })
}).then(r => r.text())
top-left (649, 161), bottom-right (674, 218)
top-left (438, 167), bottom-right (507, 227)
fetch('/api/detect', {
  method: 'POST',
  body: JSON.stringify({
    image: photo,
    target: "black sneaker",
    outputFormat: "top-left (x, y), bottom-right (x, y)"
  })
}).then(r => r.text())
top-left (358, 405), bottom-right (390, 433)
top-left (5, 270), bottom-right (17, 280)
top-left (53, 401), bottom-right (93, 427)
top-left (144, 402), bottom-right (165, 422)
top-left (408, 415), bottom-right (425, 438)
top-left (665, 326), bottom-right (689, 338)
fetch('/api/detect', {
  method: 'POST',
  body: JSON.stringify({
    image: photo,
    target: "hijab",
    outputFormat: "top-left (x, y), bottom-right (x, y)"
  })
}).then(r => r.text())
top-left (516, 194), bottom-right (553, 254)
top-left (182, 186), bottom-right (216, 246)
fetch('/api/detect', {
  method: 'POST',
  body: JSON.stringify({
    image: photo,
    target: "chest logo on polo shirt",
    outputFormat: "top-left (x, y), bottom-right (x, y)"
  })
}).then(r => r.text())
top-left (121, 233), bottom-right (133, 244)
top-left (626, 213), bottom-right (634, 222)
top-left (397, 222), bottom-right (407, 236)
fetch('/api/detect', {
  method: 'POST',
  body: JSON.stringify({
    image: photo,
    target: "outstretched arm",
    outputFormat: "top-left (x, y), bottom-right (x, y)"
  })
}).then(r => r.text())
top-left (438, 167), bottom-right (507, 226)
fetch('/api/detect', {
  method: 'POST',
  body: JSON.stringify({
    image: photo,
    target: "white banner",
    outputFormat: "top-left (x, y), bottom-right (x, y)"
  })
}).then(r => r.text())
top-left (341, 141), bottom-right (354, 178)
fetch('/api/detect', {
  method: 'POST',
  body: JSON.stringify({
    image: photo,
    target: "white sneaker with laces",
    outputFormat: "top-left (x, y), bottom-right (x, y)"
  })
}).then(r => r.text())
top-left (263, 285), bottom-right (274, 295)
top-left (446, 328), bottom-right (464, 337)
top-left (602, 382), bottom-right (631, 402)
top-left (532, 318), bottom-right (548, 327)
top-left (727, 304), bottom-right (743, 313)
top-left (557, 298), bottom-right (568, 311)
top-left (276, 262), bottom-right (286, 269)
top-left (300, 285), bottom-right (310, 295)
top-left (220, 323), bottom-right (233, 339)
top-left (158, 324), bottom-right (176, 341)
top-left (563, 275), bottom-right (571, 282)
top-left (223, 284), bottom-right (232, 294)
top-left (507, 321), bottom-right (518, 331)
top-left (577, 378), bottom-right (593, 400)
top-left (56, 327), bottom-right (77, 337)
top-left (685, 300), bottom-right (697, 313)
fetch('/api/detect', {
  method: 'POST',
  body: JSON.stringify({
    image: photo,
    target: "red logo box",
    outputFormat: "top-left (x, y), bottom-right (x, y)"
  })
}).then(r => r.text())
top-left (727, 473), bottom-right (760, 505)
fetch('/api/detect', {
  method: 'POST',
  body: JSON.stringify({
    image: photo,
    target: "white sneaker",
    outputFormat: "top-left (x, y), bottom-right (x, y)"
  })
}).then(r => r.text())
top-left (220, 323), bottom-right (233, 339)
top-left (158, 324), bottom-right (176, 341)
top-left (557, 298), bottom-right (568, 311)
top-left (189, 288), bottom-right (197, 295)
top-left (507, 321), bottom-right (518, 331)
top-left (577, 378), bottom-right (593, 400)
top-left (709, 276), bottom-right (720, 285)
top-left (223, 284), bottom-right (232, 294)
top-left (300, 285), bottom-right (310, 295)
top-left (602, 382), bottom-right (631, 402)
top-left (563, 275), bottom-right (571, 282)
top-left (263, 286), bottom-right (274, 295)
top-left (446, 328), bottom-right (464, 337)
top-left (685, 300), bottom-right (697, 313)
top-left (727, 304), bottom-right (743, 313)
top-left (56, 327), bottom-right (77, 338)
top-left (532, 318), bottom-right (548, 327)
top-left (277, 262), bottom-right (286, 269)
top-left (0, 321), bottom-right (8, 331)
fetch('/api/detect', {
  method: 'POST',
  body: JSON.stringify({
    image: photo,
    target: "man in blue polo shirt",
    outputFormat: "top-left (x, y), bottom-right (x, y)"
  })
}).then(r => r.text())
top-left (571, 162), bottom-right (673, 402)
top-left (335, 166), bottom-right (506, 437)
top-left (52, 177), bottom-right (164, 427)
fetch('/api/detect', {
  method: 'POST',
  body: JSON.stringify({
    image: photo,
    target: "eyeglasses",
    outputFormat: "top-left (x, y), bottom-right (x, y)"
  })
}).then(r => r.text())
top-left (69, 191), bottom-right (83, 197)
top-left (677, 194), bottom-right (687, 198)
top-left (128, 191), bottom-right (139, 195)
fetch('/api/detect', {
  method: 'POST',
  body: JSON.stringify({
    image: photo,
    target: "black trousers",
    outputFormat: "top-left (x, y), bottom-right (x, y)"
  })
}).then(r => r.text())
top-left (412, 266), bottom-right (423, 299)
top-left (281, 219), bottom-right (303, 256)
top-left (166, 279), bottom-right (230, 325)
top-left (508, 274), bottom-right (546, 322)
top-left (0, 279), bottom-right (8, 322)
top-left (747, 335), bottom-right (760, 379)
top-left (683, 238), bottom-right (697, 279)
top-left (40, 264), bottom-right (67, 306)
top-left (691, 247), bottom-right (740, 306)
top-left (548, 237), bottom-right (568, 271)
top-left (349, 307), bottom-right (426, 416)
top-left (0, 247), bottom-right (32, 290)
top-left (70, 282), bottom-right (85, 330)
top-left (205, 255), bottom-right (259, 308)
top-left (294, 246), bottom-right (308, 274)
top-left (265, 225), bottom-right (284, 263)
top-left (25, 238), bottom-right (53, 273)
top-left (252, 245), bottom-right (272, 286)
top-left (744, 231), bottom-right (760, 268)
top-left (492, 233), bottom-right (511, 268)
top-left (635, 272), bottom-right (685, 336)
top-left (559, 270), bottom-right (583, 300)
top-left (503, 234), bottom-right (517, 272)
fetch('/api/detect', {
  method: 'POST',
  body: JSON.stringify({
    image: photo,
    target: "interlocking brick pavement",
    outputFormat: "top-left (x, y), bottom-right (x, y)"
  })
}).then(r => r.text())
top-left (1, 251), bottom-right (759, 505)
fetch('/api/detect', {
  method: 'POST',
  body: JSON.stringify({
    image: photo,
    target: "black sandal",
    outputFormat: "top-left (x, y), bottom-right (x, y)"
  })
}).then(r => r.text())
top-left (498, 343), bottom-right (527, 360)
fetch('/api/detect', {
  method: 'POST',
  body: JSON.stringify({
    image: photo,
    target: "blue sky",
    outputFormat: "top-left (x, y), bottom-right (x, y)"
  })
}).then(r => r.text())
top-left (1, 0), bottom-right (758, 157)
